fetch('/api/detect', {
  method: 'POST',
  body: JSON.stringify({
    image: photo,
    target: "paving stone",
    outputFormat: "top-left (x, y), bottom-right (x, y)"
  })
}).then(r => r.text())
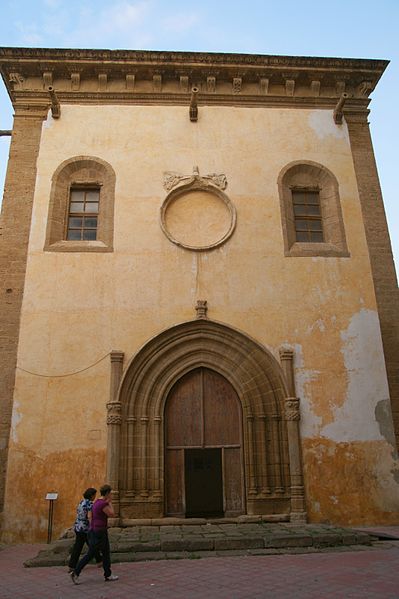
top-left (24, 555), bottom-right (66, 567)
top-left (182, 538), bottom-right (215, 552)
top-left (311, 533), bottom-right (341, 547)
top-left (237, 515), bottom-right (262, 523)
top-left (161, 539), bottom-right (189, 551)
top-left (187, 550), bottom-right (215, 559)
top-left (114, 541), bottom-right (161, 552)
top-left (214, 537), bottom-right (264, 550)
top-left (9, 535), bottom-right (399, 598)
top-left (215, 549), bottom-right (248, 556)
top-left (264, 534), bottom-right (313, 548)
top-left (341, 533), bottom-right (358, 545)
top-left (127, 551), bottom-right (168, 561)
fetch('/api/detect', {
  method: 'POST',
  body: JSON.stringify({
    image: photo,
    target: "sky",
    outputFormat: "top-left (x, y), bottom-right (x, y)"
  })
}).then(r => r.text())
top-left (0, 0), bottom-right (398, 267)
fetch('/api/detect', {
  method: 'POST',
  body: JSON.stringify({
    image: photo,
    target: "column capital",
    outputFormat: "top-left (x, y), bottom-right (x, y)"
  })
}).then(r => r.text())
top-left (14, 104), bottom-right (49, 119)
top-left (106, 401), bottom-right (122, 425)
top-left (344, 109), bottom-right (370, 125)
top-left (285, 397), bottom-right (300, 421)
top-left (110, 350), bottom-right (124, 363)
top-left (279, 346), bottom-right (294, 361)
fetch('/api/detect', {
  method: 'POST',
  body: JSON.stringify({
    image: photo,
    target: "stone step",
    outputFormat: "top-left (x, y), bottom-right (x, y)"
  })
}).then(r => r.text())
top-left (24, 522), bottom-right (373, 567)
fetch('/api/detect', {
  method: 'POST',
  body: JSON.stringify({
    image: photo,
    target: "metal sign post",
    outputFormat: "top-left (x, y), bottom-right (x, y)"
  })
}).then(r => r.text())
top-left (45, 492), bottom-right (58, 543)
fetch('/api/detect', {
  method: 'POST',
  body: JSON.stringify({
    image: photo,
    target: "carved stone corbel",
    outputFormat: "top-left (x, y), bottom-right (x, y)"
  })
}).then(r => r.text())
top-left (232, 77), bottom-right (242, 94)
top-left (207, 76), bottom-right (216, 93)
top-left (285, 79), bottom-right (295, 96)
top-left (98, 73), bottom-right (107, 91)
top-left (47, 86), bottom-right (61, 119)
top-left (43, 71), bottom-right (53, 89)
top-left (8, 72), bottom-right (25, 89)
top-left (259, 78), bottom-right (269, 95)
top-left (71, 72), bottom-right (81, 91)
top-left (126, 74), bottom-right (135, 90)
top-left (190, 87), bottom-right (198, 121)
top-left (334, 93), bottom-right (349, 125)
top-left (195, 300), bottom-right (208, 319)
top-left (153, 74), bottom-right (162, 92)
top-left (180, 75), bottom-right (189, 92)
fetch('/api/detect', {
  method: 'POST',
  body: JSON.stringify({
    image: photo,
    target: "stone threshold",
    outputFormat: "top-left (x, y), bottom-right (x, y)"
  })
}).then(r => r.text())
top-left (114, 514), bottom-right (290, 527)
top-left (24, 522), bottom-right (373, 568)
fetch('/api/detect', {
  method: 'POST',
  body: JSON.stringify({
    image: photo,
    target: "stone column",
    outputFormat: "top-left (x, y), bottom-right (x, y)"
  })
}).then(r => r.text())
top-left (246, 414), bottom-right (257, 497)
top-left (125, 416), bottom-right (136, 496)
top-left (139, 416), bottom-right (149, 497)
top-left (270, 414), bottom-right (284, 494)
top-left (280, 348), bottom-right (307, 523)
top-left (346, 111), bottom-right (399, 450)
top-left (152, 416), bottom-right (162, 498)
top-left (0, 106), bottom-right (47, 517)
top-left (106, 350), bottom-right (124, 517)
top-left (258, 414), bottom-right (271, 496)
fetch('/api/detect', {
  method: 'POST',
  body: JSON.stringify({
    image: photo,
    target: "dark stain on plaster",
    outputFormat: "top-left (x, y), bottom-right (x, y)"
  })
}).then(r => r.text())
top-left (375, 399), bottom-right (396, 448)
top-left (375, 399), bottom-right (399, 483)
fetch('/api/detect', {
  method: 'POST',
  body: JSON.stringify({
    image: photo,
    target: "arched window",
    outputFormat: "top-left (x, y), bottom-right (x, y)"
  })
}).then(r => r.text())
top-left (44, 156), bottom-right (115, 252)
top-left (278, 160), bottom-right (349, 257)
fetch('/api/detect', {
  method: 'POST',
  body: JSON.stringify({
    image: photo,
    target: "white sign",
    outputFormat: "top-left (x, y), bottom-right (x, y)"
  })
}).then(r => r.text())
top-left (46, 493), bottom-right (58, 500)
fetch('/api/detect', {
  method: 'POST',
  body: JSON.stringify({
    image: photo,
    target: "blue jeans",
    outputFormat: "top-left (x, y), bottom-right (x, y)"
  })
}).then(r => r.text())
top-left (75, 529), bottom-right (111, 579)
top-left (68, 530), bottom-right (102, 569)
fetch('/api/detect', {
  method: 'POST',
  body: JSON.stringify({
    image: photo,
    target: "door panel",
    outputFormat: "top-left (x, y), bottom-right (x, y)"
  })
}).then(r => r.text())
top-left (203, 369), bottom-right (241, 446)
top-left (165, 370), bottom-right (202, 447)
top-left (224, 447), bottom-right (244, 515)
top-left (165, 449), bottom-right (184, 516)
top-left (165, 367), bottom-right (244, 517)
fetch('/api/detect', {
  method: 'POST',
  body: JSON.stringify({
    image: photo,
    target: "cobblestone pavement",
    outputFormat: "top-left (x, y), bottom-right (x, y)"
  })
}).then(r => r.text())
top-left (1, 540), bottom-right (399, 599)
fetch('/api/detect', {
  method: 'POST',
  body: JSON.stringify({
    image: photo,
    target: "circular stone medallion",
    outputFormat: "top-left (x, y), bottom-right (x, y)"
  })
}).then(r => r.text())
top-left (160, 187), bottom-right (236, 251)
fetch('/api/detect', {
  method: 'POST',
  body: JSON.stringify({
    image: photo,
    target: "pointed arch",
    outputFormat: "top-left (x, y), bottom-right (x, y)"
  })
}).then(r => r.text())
top-left (117, 319), bottom-right (293, 519)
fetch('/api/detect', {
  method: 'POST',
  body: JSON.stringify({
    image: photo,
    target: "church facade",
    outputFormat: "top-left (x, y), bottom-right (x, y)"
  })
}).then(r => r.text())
top-left (0, 47), bottom-right (398, 542)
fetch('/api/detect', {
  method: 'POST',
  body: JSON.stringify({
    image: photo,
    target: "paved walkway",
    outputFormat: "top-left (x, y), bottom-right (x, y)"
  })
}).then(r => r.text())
top-left (2, 538), bottom-right (399, 598)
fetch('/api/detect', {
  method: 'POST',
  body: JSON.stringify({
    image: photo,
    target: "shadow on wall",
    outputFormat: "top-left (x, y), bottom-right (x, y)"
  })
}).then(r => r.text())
top-left (0, 135), bottom-right (11, 210)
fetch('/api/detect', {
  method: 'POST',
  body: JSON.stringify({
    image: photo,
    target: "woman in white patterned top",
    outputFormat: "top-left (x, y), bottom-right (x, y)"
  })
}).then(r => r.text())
top-left (68, 488), bottom-right (102, 572)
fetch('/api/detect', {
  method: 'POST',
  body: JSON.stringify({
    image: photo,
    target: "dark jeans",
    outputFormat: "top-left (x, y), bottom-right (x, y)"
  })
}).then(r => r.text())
top-left (68, 530), bottom-right (102, 569)
top-left (75, 529), bottom-right (111, 579)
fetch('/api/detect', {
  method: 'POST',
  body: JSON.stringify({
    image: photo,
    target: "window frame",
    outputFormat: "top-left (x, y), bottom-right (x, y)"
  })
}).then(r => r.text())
top-left (66, 185), bottom-right (101, 241)
top-left (278, 160), bottom-right (349, 258)
top-left (44, 156), bottom-right (115, 253)
top-left (291, 187), bottom-right (324, 243)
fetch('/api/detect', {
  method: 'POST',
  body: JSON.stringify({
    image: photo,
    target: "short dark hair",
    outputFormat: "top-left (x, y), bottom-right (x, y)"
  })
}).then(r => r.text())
top-left (83, 487), bottom-right (97, 500)
top-left (99, 484), bottom-right (112, 496)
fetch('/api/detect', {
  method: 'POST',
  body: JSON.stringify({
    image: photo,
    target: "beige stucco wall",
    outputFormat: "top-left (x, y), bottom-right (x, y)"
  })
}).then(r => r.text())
top-left (3, 104), bottom-right (399, 541)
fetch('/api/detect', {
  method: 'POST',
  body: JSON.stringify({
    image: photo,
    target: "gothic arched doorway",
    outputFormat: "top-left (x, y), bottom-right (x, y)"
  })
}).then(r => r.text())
top-left (165, 367), bottom-right (244, 517)
top-left (112, 318), bottom-right (306, 523)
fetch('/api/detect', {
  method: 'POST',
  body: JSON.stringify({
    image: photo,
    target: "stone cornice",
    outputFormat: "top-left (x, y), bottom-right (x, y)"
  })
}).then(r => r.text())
top-left (0, 47), bottom-right (389, 111)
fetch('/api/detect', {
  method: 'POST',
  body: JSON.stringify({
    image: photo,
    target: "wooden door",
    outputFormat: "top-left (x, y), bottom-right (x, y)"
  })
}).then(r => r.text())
top-left (165, 367), bottom-right (244, 517)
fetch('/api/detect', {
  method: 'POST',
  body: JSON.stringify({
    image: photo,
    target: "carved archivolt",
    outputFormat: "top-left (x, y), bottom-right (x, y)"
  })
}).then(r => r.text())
top-left (117, 319), bottom-right (292, 507)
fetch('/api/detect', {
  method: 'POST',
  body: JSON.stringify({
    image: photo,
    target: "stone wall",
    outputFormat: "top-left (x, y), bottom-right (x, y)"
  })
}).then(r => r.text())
top-left (0, 110), bottom-right (44, 524)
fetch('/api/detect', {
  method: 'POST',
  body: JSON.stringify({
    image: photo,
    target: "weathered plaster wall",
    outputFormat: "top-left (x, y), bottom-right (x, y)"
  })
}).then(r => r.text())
top-left (3, 105), bottom-right (398, 541)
